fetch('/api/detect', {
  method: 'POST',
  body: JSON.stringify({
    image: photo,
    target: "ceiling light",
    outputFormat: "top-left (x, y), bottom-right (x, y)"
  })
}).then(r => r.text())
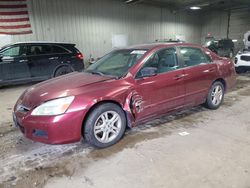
top-left (190, 6), bottom-right (201, 10)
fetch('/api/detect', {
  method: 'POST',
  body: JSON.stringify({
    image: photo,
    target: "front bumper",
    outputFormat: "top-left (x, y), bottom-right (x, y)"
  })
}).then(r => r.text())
top-left (234, 56), bottom-right (250, 68)
top-left (235, 66), bottom-right (250, 71)
top-left (13, 110), bottom-right (86, 144)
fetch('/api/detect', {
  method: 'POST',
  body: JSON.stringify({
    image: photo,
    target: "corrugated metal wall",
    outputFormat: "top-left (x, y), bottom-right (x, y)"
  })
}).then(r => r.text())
top-left (229, 8), bottom-right (250, 50)
top-left (201, 10), bottom-right (228, 41)
top-left (9, 0), bottom-right (201, 59)
top-left (201, 8), bottom-right (250, 52)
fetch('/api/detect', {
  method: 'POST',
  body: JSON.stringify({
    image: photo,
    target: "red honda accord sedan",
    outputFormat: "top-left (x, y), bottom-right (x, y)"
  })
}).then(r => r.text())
top-left (13, 43), bottom-right (236, 148)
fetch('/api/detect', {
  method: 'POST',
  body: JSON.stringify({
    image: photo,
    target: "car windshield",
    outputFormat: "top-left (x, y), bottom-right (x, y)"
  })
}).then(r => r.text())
top-left (86, 49), bottom-right (147, 78)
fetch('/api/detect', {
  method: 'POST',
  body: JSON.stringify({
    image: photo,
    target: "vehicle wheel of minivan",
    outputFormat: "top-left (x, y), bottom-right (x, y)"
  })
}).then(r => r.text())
top-left (84, 103), bottom-right (126, 148)
top-left (205, 81), bottom-right (225, 110)
top-left (54, 66), bottom-right (73, 77)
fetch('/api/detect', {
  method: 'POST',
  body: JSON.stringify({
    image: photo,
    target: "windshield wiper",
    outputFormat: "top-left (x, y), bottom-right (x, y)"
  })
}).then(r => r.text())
top-left (86, 70), bottom-right (119, 79)
top-left (88, 70), bottom-right (105, 76)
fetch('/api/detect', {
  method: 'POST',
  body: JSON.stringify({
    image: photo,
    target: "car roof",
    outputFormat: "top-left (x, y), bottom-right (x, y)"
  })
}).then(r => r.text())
top-left (1, 41), bottom-right (75, 49)
top-left (15, 41), bottom-right (74, 45)
top-left (125, 42), bottom-right (201, 50)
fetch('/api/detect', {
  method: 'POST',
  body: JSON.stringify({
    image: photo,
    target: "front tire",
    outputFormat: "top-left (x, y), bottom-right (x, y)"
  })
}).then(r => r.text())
top-left (84, 103), bottom-right (126, 148)
top-left (205, 81), bottom-right (225, 110)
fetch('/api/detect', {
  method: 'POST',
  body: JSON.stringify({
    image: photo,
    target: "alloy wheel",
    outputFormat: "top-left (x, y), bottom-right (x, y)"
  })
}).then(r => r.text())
top-left (93, 111), bottom-right (122, 144)
top-left (211, 85), bottom-right (223, 106)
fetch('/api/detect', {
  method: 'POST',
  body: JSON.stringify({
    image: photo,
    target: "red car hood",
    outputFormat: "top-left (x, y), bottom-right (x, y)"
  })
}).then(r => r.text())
top-left (19, 72), bottom-right (113, 108)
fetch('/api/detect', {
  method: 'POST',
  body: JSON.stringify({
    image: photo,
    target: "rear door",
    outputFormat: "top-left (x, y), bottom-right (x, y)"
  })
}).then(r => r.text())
top-left (133, 47), bottom-right (185, 121)
top-left (59, 44), bottom-right (84, 71)
top-left (26, 44), bottom-right (54, 79)
top-left (179, 46), bottom-right (217, 106)
top-left (50, 44), bottom-right (72, 67)
top-left (0, 45), bottom-right (30, 82)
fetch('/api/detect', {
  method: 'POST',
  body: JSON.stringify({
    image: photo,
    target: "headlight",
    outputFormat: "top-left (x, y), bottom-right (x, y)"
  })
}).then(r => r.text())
top-left (31, 96), bottom-right (75, 116)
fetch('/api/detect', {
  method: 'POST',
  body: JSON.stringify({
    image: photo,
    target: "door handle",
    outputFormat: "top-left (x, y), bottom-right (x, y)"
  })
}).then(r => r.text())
top-left (174, 74), bottom-right (186, 80)
top-left (19, 59), bottom-right (28, 63)
top-left (49, 57), bottom-right (59, 60)
top-left (203, 68), bottom-right (215, 73)
top-left (209, 68), bottom-right (216, 72)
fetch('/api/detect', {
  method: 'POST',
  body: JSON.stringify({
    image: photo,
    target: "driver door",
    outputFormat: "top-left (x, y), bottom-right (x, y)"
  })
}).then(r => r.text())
top-left (133, 47), bottom-right (186, 122)
top-left (0, 45), bottom-right (30, 82)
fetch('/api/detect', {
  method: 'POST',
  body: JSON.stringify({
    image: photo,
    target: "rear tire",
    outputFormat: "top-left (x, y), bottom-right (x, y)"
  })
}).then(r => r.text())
top-left (205, 81), bottom-right (225, 110)
top-left (84, 103), bottom-right (126, 148)
top-left (54, 66), bottom-right (73, 77)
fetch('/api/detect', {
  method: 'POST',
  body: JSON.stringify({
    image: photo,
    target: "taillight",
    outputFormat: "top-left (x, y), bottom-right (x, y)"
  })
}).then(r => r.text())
top-left (76, 53), bottom-right (84, 60)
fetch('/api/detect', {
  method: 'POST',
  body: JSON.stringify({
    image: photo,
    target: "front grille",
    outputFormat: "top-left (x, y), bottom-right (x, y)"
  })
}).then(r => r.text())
top-left (17, 105), bottom-right (30, 113)
top-left (240, 56), bottom-right (250, 61)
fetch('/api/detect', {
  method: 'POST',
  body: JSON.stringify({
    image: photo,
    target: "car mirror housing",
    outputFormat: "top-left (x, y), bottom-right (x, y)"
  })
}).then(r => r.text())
top-left (140, 67), bottom-right (157, 78)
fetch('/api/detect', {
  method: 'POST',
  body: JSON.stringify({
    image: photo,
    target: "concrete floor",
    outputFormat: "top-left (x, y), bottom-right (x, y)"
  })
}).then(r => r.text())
top-left (1, 74), bottom-right (250, 188)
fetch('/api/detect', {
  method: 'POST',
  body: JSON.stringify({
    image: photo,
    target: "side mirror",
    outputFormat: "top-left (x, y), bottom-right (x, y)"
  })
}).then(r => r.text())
top-left (140, 67), bottom-right (157, 78)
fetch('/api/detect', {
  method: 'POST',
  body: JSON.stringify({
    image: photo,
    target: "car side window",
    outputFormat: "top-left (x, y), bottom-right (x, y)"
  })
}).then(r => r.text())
top-left (52, 45), bottom-right (68, 54)
top-left (27, 45), bottom-right (52, 56)
top-left (204, 52), bottom-right (213, 63)
top-left (2, 46), bottom-right (21, 57)
top-left (157, 48), bottom-right (178, 73)
top-left (180, 47), bottom-right (210, 67)
top-left (136, 48), bottom-right (178, 78)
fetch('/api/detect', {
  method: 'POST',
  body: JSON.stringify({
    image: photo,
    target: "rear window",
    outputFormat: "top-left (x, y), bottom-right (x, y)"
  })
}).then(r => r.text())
top-left (218, 40), bottom-right (233, 48)
top-left (52, 45), bottom-right (68, 54)
top-left (180, 47), bottom-right (210, 66)
top-left (60, 44), bottom-right (79, 53)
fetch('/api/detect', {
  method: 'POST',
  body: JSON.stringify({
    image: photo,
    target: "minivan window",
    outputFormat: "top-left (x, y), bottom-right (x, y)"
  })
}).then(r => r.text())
top-left (180, 47), bottom-right (210, 67)
top-left (27, 45), bottom-right (51, 56)
top-left (2, 46), bottom-right (20, 57)
top-left (52, 45), bottom-right (68, 54)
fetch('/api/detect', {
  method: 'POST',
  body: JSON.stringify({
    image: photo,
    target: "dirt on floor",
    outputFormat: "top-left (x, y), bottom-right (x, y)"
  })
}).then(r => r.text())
top-left (1, 74), bottom-right (250, 188)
